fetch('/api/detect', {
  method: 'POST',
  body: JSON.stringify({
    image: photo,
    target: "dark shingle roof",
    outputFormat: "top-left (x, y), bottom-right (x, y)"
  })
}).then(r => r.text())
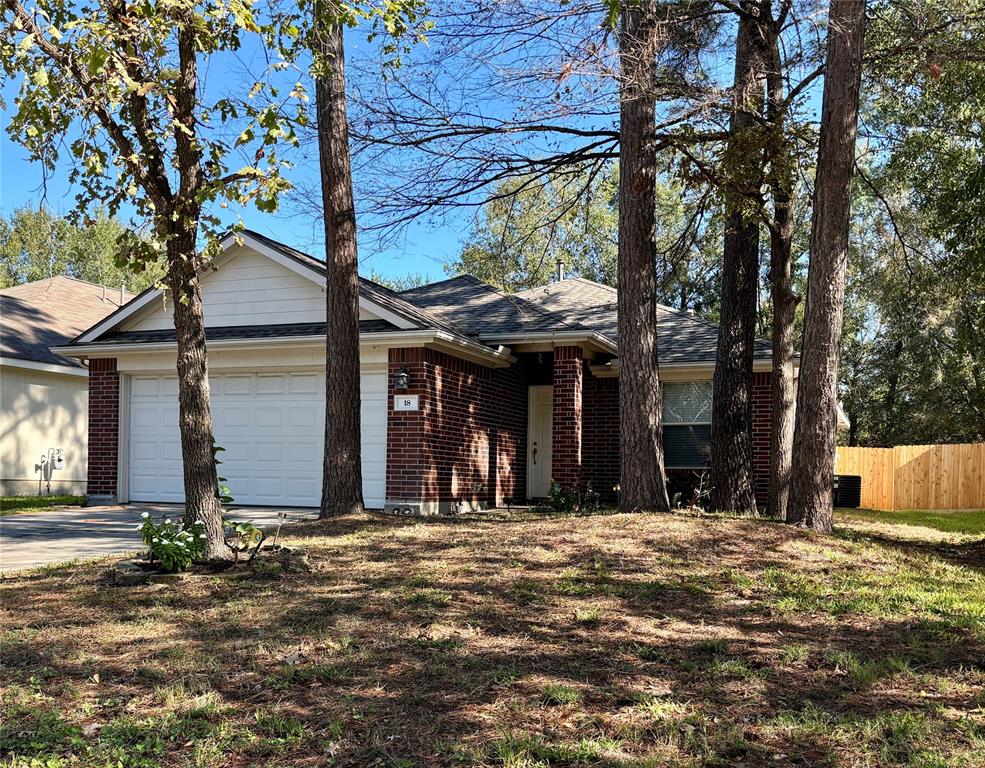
top-left (86, 320), bottom-right (397, 346)
top-left (399, 275), bottom-right (583, 337)
top-left (1, 276), bottom-right (134, 367)
top-left (516, 277), bottom-right (772, 363)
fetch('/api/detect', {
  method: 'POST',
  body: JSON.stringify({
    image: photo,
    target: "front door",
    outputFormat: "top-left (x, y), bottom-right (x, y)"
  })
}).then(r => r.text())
top-left (527, 385), bottom-right (553, 498)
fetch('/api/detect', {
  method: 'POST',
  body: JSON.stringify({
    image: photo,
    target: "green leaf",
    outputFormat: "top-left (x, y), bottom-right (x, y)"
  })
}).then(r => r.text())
top-left (87, 46), bottom-right (109, 77)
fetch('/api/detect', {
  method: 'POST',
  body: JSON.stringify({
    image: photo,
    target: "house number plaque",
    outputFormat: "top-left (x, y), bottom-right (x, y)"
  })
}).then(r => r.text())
top-left (394, 395), bottom-right (420, 411)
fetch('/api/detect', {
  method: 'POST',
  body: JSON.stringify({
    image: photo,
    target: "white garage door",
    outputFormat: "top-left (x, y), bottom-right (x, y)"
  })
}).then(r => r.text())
top-left (127, 370), bottom-right (387, 508)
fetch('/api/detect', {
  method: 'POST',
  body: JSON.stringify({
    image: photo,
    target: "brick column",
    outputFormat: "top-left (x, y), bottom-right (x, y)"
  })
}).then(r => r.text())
top-left (751, 371), bottom-right (772, 506)
top-left (385, 348), bottom-right (430, 513)
top-left (552, 345), bottom-right (584, 490)
top-left (87, 357), bottom-right (120, 503)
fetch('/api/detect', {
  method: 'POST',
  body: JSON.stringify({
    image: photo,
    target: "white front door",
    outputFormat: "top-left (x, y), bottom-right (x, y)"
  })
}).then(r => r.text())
top-left (127, 369), bottom-right (387, 508)
top-left (527, 385), bottom-right (553, 498)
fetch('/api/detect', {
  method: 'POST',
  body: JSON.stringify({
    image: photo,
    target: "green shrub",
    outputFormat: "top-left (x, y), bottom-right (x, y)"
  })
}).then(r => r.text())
top-left (138, 513), bottom-right (207, 572)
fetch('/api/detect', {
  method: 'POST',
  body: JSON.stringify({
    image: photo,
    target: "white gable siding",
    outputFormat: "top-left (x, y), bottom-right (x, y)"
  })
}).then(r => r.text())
top-left (120, 244), bottom-right (394, 334)
top-left (124, 246), bottom-right (328, 330)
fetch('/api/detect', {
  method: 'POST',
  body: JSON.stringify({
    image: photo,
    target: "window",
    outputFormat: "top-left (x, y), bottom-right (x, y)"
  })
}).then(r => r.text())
top-left (662, 381), bottom-right (712, 468)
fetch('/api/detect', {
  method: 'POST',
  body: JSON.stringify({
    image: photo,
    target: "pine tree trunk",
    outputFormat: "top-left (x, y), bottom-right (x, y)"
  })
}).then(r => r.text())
top-left (770, 200), bottom-right (797, 521)
top-left (617, 0), bottom-right (670, 513)
top-left (710, 6), bottom-right (766, 515)
top-left (788, 0), bottom-right (866, 533)
top-left (169, 229), bottom-right (228, 560)
top-left (315, 17), bottom-right (364, 517)
top-left (765, 21), bottom-right (797, 521)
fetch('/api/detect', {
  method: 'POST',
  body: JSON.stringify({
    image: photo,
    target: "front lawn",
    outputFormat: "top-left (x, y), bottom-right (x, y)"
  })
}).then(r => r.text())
top-left (0, 495), bottom-right (84, 516)
top-left (837, 506), bottom-right (985, 535)
top-left (1, 511), bottom-right (983, 767)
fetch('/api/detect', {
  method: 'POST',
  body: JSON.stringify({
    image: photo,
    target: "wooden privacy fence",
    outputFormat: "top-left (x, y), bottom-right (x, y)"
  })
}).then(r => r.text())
top-left (834, 443), bottom-right (985, 511)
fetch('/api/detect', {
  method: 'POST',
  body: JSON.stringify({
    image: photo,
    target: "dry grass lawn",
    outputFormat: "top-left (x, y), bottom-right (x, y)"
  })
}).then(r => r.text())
top-left (1, 510), bottom-right (983, 767)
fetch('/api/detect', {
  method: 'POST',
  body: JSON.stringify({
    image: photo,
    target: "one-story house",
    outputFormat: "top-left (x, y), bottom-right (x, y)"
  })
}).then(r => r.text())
top-left (1, 276), bottom-right (132, 495)
top-left (56, 230), bottom-right (779, 513)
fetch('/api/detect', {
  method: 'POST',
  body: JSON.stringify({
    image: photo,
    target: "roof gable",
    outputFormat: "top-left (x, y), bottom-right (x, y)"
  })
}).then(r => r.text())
top-left (75, 231), bottom-right (444, 344)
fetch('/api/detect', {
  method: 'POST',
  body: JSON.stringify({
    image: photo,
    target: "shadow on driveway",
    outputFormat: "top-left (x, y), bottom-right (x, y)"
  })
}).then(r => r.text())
top-left (0, 504), bottom-right (317, 573)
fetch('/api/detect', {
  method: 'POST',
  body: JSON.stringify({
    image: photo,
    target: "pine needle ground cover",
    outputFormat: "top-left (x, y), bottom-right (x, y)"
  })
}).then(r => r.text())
top-left (1, 511), bottom-right (982, 767)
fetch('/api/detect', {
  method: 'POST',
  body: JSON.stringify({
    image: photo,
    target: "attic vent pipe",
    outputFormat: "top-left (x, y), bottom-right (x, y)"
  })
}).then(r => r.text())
top-left (556, 257), bottom-right (564, 282)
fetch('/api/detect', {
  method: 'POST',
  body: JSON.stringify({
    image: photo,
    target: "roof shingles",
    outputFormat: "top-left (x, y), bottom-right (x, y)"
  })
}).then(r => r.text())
top-left (1, 276), bottom-right (133, 367)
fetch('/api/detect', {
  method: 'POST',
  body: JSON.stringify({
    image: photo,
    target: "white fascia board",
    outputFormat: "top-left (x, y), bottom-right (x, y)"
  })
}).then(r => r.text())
top-left (54, 331), bottom-right (435, 358)
top-left (75, 289), bottom-right (164, 344)
top-left (54, 329), bottom-right (513, 367)
top-left (431, 331), bottom-right (515, 368)
top-left (479, 330), bottom-right (617, 354)
top-left (589, 358), bottom-right (777, 379)
top-left (0, 355), bottom-right (88, 377)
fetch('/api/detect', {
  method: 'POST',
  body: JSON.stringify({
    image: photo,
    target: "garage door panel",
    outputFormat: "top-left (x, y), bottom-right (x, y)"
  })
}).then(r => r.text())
top-left (129, 370), bottom-right (386, 508)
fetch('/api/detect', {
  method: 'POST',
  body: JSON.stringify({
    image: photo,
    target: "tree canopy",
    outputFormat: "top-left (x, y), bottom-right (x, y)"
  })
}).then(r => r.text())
top-left (0, 207), bottom-right (161, 291)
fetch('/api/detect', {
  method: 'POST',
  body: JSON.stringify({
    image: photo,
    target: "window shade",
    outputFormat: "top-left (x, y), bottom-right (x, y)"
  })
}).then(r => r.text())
top-left (662, 381), bottom-right (713, 424)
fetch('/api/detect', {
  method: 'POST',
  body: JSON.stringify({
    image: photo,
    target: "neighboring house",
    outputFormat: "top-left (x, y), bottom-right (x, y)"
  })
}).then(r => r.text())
top-left (1, 277), bottom-right (133, 496)
top-left (56, 230), bottom-right (782, 513)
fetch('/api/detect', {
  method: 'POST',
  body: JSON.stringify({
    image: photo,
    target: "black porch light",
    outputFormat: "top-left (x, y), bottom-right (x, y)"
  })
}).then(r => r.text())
top-left (394, 366), bottom-right (411, 391)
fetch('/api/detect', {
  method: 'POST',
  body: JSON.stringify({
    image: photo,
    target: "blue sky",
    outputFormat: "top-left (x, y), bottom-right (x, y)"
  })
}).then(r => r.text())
top-left (0, 23), bottom-right (465, 284)
top-left (0, 111), bottom-right (462, 284)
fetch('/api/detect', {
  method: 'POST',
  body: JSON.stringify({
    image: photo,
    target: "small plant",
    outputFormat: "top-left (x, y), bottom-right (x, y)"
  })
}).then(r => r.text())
top-left (536, 480), bottom-right (581, 515)
top-left (540, 683), bottom-right (581, 706)
top-left (224, 519), bottom-right (265, 561)
top-left (138, 512), bottom-right (207, 572)
top-left (582, 483), bottom-right (601, 513)
top-left (573, 607), bottom-right (602, 627)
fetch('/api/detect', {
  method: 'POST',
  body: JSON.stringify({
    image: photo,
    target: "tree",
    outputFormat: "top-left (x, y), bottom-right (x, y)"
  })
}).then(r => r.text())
top-left (0, 207), bottom-right (161, 291)
top-left (709, 3), bottom-right (768, 515)
top-left (617, 0), bottom-right (670, 513)
top-left (313, 7), bottom-right (363, 518)
top-left (788, 0), bottom-right (867, 532)
top-left (450, 165), bottom-right (723, 312)
top-left (2, 0), bottom-right (303, 559)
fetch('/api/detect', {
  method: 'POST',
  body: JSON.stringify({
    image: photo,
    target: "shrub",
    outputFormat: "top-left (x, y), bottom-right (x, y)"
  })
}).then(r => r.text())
top-left (536, 481), bottom-right (581, 515)
top-left (138, 513), bottom-right (207, 572)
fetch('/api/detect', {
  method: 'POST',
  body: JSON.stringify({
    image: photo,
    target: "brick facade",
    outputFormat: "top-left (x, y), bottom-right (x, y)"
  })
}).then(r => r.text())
top-left (751, 372), bottom-right (772, 505)
top-left (551, 346), bottom-right (583, 490)
top-left (582, 374), bottom-right (620, 503)
top-left (91, 345), bottom-right (772, 512)
top-left (580, 370), bottom-right (774, 508)
top-left (86, 357), bottom-right (119, 500)
top-left (385, 347), bottom-right (527, 512)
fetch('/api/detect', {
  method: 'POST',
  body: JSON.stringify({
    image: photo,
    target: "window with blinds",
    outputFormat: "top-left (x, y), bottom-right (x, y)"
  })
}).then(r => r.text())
top-left (662, 381), bottom-right (713, 468)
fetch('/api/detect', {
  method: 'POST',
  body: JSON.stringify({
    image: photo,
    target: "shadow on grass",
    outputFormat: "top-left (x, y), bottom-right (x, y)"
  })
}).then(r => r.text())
top-left (2, 511), bottom-right (983, 767)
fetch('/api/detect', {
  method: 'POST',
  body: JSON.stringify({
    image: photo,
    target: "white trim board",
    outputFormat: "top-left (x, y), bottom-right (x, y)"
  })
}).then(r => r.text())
top-left (0, 356), bottom-right (88, 377)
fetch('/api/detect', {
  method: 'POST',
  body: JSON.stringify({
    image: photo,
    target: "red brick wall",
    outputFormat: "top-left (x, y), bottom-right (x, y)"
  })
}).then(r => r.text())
top-left (386, 348), bottom-right (430, 502)
top-left (583, 374), bottom-right (619, 502)
top-left (580, 371), bottom-right (774, 508)
top-left (551, 346), bottom-right (583, 489)
top-left (751, 371), bottom-right (772, 505)
top-left (385, 348), bottom-right (527, 507)
top-left (87, 357), bottom-right (119, 499)
top-left (490, 365), bottom-right (527, 505)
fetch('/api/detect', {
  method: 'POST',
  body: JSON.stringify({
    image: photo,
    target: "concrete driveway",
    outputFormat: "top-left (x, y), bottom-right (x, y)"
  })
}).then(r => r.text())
top-left (0, 504), bottom-right (318, 573)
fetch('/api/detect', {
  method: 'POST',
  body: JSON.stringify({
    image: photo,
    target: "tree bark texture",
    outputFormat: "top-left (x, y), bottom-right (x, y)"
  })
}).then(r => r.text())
top-left (788, 0), bottom-right (867, 532)
top-left (710, 4), bottom-right (767, 515)
top-left (617, 0), bottom-right (670, 513)
top-left (168, 230), bottom-right (227, 560)
top-left (315, 17), bottom-right (364, 517)
top-left (765, 19), bottom-right (798, 521)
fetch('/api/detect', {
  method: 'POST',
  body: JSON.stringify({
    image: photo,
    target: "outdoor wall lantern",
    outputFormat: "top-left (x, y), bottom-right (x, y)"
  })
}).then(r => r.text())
top-left (394, 366), bottom-right (410, 391)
